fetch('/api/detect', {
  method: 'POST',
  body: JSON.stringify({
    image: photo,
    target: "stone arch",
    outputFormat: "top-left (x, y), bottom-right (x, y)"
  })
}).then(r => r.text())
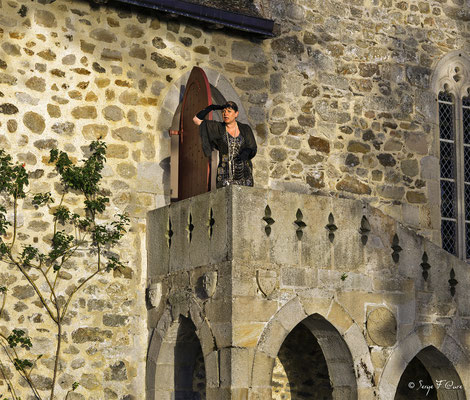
top-left (251, 296), bottom-right (369, 399)
top-left (378, 328), bottom-right (469, 400)
top-left (146, 305), bottom-right (217, 400)
top-left (156, 67), bottom-right (249, 203)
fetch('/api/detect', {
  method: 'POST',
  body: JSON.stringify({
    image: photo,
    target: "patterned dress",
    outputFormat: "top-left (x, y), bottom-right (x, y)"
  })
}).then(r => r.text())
top-left (199, 120), bottom-right (257, 189)
top-left (218, 133), bottom-right (254, 187)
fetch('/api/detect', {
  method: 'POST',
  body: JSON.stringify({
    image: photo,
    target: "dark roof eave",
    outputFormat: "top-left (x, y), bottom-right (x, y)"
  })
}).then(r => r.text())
top-left (115, 0), bottom-right (275, 37)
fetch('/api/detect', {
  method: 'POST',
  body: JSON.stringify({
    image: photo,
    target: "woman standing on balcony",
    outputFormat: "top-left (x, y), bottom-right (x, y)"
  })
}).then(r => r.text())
top-left (193, 101), bottom-right (257, 188)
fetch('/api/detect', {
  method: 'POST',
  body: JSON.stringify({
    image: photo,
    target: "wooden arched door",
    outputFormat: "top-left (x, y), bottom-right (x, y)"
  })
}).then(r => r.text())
top-left (178, 67), bottom-right (212, 201)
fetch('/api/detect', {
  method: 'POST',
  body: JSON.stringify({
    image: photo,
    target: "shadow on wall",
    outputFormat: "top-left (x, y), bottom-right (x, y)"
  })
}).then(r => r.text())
top-left (173, 316), bottom-right (206, 400)
top-left (273, 322), bottom-right (333, 400)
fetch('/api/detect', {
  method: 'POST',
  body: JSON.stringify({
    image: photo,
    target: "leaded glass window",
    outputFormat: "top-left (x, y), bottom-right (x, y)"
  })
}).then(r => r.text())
top-left (439, 91), bottom-right (457, 255)
top-left (439, 87), bottom-right (470, 260)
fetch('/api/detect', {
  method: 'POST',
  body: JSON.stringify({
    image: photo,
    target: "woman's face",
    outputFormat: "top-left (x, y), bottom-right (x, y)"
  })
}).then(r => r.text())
top-left (222, 107), bottom-right (238, 124)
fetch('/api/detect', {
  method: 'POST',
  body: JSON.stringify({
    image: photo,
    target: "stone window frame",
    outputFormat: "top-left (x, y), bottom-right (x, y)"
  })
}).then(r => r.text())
top-left (432, 51), bottom-right (470, 260)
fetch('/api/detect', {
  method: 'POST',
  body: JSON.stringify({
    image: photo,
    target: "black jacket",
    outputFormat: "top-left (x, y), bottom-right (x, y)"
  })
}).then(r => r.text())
top-left (199, 120), bottom-right (257, 159)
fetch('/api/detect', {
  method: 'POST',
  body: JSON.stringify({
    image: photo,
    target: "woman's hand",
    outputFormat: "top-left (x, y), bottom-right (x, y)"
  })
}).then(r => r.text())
top-left (193, 104), bottom-right (225, 125)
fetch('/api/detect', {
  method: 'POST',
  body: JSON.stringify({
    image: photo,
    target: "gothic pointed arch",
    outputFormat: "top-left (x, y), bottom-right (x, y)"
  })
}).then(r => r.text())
top-left (250, 297), bottom-right (370, 399)
top-left (156, 67), bottom-right (249, 202)
top-left (378, 329), bottom-right (469, 400)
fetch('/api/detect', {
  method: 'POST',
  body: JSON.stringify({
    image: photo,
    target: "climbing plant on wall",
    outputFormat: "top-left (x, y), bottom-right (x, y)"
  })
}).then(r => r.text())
top-left (0, 140), bottom-right (129, 400)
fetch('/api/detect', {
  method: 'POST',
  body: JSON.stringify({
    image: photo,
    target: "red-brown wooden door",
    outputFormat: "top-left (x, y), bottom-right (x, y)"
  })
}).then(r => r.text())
top-left (178, 67), bottom-right (212, 201)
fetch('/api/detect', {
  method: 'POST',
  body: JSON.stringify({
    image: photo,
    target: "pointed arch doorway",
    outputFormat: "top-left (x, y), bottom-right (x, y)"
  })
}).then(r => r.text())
top-left (170, 67), bottom-right (225, 201)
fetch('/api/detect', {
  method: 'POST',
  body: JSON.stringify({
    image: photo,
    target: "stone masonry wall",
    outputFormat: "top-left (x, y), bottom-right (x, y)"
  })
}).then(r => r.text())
top-left (260, 0), bottom-right (470, 244)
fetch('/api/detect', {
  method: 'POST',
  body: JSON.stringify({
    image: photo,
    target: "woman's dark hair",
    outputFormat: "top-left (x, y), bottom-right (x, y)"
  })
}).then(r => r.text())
top-left (223, 101), bottom-right (238, 112)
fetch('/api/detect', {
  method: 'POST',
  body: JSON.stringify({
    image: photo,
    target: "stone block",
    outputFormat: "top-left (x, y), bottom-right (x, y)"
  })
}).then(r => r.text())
top-left (280, 266), bottom-right (317, 288)
top-left (233, 323), bottom-right (265, 348)
top-left (275, 296), bottom-right (307, 332)
top-left (230, 347), bottom-right (253, 387)
top-left (205, 350), bottom-right (220, 388)
top-left (147, 208), bottom-right (169, 277)
top-left (231, 186), bottom-right (270, 263)
top-left (169, 200), bottom-right (190, 272)
top-left (232, 297), bottom-right (279, 324)
top-left (186, 197), bottom-right (211, 267)
top-left (208, 188), bottom-right (231, 264)
top-left (326, 301), bottom-right (354, 334)
top-left (257, 319), bottom-right (288, 358)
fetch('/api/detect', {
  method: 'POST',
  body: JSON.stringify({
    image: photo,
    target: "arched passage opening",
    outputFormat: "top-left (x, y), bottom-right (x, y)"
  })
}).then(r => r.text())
top-left (152, 315), bottom-right (206, 400)
top-left (271, 314), bottom-right (357, 400)
top-left (394, 346), bottom-right (465, 400)
top-left (162, 67), bottom-right (248, 202)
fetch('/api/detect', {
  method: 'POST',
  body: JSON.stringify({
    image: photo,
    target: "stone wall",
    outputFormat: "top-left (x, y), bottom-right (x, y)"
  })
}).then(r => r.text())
top-left (147, 186), bottom-right (470, 399)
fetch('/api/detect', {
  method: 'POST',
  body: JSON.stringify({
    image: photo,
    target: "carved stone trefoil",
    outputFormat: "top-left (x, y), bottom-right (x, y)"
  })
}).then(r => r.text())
top-left (449, 268), bottom-right (458, 297)
top-left (359, 215), bottom-right (371, 245)
top-left (325, 212), bottom-right (337, 243)
top-left (391, 234), bottom-right (402, 263)
top-left (420, 252), bottom-right (431, 281)
top-left (262, 205), bottom-right (275, 237)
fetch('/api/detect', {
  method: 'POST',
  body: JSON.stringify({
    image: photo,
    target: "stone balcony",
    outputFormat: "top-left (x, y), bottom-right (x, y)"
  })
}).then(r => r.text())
top-left (146, 186), bottom-right (470, 400)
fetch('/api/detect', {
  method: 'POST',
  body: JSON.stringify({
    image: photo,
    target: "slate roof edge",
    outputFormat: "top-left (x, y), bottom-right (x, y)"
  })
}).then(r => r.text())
top-left (115, 0), bottom-right (275, 37)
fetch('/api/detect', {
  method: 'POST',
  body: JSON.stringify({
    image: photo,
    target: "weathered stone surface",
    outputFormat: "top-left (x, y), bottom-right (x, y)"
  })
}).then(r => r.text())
top-left (151, 52), bottom-right (176, 69)
top-left (7, 119), bottom-right (18, 133)
top-left (106, 361), bottom-right (127, 381)
top-left (235, 77), bottom-right (265, 90)
top-left (23, 112), bottom-right (45, 134)
top-left (302, 85), bottom-right (320, 98)
top-left (336, 175), bottom-right (371, 194)
top-left (345, 153), bottom-right (360, 167)
top-left (377, 185), bottom-right (405, 200)
top-left (103, 105), bottom-right (124, 121)
top-left (83, 124), bottom-right (108, 140)
top-left (107, 144), bottom-right (129, 158)
top-left (117, 163), bottom-right (137, 178)
top-left (308, 136), bottom-right (330, 153)
top-left (0, 103), bottom-right (19, 114)
top-left (101, 49), bottom-right (122, 61)
top-left (12, 285), bottom-right (35, 299)
top-left (25, 76), bottom-right (46, 92)
top-left (271, 36), bottom-right (304, 55)
top-left (52, 122), bottom-right (75, 136)
top-left (297, 114), bottom-right (315, 127)
top-left (33, 139), bottom-right (58, 150)
top-left (377, 154), bottom-right (396, 167)
top-left (129, 45), bottom-right (146, 60)
top-left (34, 10), bottom-right (56, 27)
top-left (112, 127), bottom-right (143, 142)
top-left (406, 191), bottom-right (426, 203)
top-left (366, 307), bottom-right (397, 347)
top-left (231, 41), bottom-right (266, 63)
top-left (38, 49), bottom-right (56, 61)
top-left (298, 151), bottom-right (323, 165)
top-left (80, 373), bottom-right (100, 390)
top-left (194, 45), bottom-right (209, 54)
top-left (103, 314), bottom-right (129, 327)
top-left (2, 42), bottom-right (21, 56)
top-left (359, 63), bottom-right (379, 77)
top-left (401, 159), bottom-right (419, 177)
top-left (270, 148), bottom-right (287, 162)
top-left (0, 73), bottom-right (17, 85)
top-left (71, 327), bottom-right (112, 343)
top-left (90, 28), bottom-right (117, 43)
top-left (124, 24), bottom-right (144, 38)
top-left (270, 122), bottom-right (287, 135)
top-left (72, 106), bottom-right (97, 119)
top-left (347, 141), bottom-right (370, 153)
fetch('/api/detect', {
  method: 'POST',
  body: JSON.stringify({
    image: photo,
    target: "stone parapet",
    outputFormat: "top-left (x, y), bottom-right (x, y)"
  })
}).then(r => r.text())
top-left (147, 186), bottom-right (470, 399)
